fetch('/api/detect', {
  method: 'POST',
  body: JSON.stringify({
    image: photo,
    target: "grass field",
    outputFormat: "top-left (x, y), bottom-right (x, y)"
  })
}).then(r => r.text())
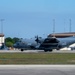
top-left (0, 53), bottom-right (75, 64)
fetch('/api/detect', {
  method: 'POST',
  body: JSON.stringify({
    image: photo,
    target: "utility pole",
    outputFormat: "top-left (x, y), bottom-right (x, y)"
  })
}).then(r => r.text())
top-left (0, 19), bottom-right (4, 34)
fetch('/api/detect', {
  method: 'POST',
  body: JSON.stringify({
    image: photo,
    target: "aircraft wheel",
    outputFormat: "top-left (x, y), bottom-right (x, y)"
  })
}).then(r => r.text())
top-left (49, 49), bottom-right (52, 52)
top-left (21, 49), bottom-right (24, 52)
top-left (44, 49), bottom-right (48, 52)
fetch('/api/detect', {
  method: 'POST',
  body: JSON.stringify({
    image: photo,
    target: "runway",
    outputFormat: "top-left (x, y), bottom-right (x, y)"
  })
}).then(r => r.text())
top-left (0, 65), bottom-right (75, 75)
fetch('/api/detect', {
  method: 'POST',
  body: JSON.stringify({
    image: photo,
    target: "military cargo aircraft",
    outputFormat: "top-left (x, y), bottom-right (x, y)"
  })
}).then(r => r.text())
top-left (13, 36), bottom-right (75, 52)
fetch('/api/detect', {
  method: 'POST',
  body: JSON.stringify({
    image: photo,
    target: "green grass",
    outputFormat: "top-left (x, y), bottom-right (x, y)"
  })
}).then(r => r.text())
top-left (0, 53), bottom-right (75, 64)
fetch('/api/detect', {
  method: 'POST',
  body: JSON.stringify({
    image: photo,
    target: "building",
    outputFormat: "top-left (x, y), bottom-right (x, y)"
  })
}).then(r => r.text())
top-left (48, 32), bottom-right (75, 50)
top-left (48, 32), bottom-right (75, 38)
top-left (0, 33), bottom-right (4, 47)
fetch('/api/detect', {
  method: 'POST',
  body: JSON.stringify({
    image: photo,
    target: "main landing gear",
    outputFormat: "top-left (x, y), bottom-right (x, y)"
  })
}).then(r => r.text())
top-left (44, 49), bottom-right (52, 52)
top-left (21, 49), bottom-right (24, 52)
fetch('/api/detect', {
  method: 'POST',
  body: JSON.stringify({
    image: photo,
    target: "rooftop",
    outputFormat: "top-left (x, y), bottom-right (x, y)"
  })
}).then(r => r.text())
top-left (48, 32), bottom-right (75, 38)
top-left (0, 33), bottom-right (4, 37)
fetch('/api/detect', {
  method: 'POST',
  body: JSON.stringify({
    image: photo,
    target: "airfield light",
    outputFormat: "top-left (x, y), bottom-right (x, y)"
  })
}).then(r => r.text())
top-left (69, 19), bottom-right (72, 32)
top-left (0, 19), bottom-right (4, 34)
top-left (53, 19), bottom-right (55, 37)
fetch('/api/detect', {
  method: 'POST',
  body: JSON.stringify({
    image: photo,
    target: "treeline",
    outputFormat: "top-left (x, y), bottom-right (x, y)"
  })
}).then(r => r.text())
top-left (5, 37), bottom-right (20, 47)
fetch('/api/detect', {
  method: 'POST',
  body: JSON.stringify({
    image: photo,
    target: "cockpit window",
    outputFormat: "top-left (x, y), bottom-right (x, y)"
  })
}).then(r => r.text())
top-left (16, 42), bottom-right (20, 45)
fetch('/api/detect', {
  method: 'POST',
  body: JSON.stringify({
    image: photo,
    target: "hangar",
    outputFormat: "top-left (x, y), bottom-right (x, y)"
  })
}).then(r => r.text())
top-left (48, 32), bottom-right (75, 38)
top-left (48, 32), bottom-right (75, 50)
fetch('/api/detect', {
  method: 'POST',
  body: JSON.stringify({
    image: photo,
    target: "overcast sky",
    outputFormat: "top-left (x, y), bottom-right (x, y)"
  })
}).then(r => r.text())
top-left (0, 0), bottom-right (75, 38)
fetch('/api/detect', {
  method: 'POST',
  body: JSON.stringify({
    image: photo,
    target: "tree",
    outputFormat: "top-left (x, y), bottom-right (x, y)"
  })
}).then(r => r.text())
top-left (5, 37), bottom-right (14, 47)
top-left (5, 37), bottom-right (20, 47)
top-left (13, 37), bottom-right (20, 43)
top-left (5, 37), bottom-right (14, 43)
top-left (5, 42), bottom-right (13, 47)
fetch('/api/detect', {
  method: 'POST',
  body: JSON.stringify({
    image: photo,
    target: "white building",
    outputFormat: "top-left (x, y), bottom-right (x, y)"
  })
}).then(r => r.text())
top-left (60, 43), bottom-right (75, 51)
top-left (0, 34), bottom-right (4, 47)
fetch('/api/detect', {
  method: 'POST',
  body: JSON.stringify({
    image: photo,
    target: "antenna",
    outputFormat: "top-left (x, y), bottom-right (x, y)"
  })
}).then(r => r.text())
top-left (69, 19), bottom-right (71, 32)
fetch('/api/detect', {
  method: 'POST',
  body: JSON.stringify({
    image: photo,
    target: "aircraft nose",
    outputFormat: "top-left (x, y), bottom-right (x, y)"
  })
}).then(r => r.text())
top-left (13, 44), bottom-right (17, 48)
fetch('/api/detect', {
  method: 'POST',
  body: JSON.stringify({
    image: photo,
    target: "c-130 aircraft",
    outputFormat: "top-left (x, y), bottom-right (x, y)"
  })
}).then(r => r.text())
top-left (13, 36), bottom-right (75, 52)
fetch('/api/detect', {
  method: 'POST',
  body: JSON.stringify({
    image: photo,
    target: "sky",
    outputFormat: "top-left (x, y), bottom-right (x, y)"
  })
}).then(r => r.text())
top-left (0, 0), bottom-right (75, 38)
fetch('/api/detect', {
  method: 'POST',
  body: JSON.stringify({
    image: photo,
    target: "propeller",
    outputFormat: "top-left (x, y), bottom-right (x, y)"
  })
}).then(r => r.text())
top-left (35, 35), bottom-right (39, 44)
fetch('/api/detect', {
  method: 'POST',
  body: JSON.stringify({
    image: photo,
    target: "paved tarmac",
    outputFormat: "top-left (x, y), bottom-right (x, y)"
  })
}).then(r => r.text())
top-left (0, 65), bottom-right (75, 75)
top-left (0, 49), bottom-right (75, 53)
